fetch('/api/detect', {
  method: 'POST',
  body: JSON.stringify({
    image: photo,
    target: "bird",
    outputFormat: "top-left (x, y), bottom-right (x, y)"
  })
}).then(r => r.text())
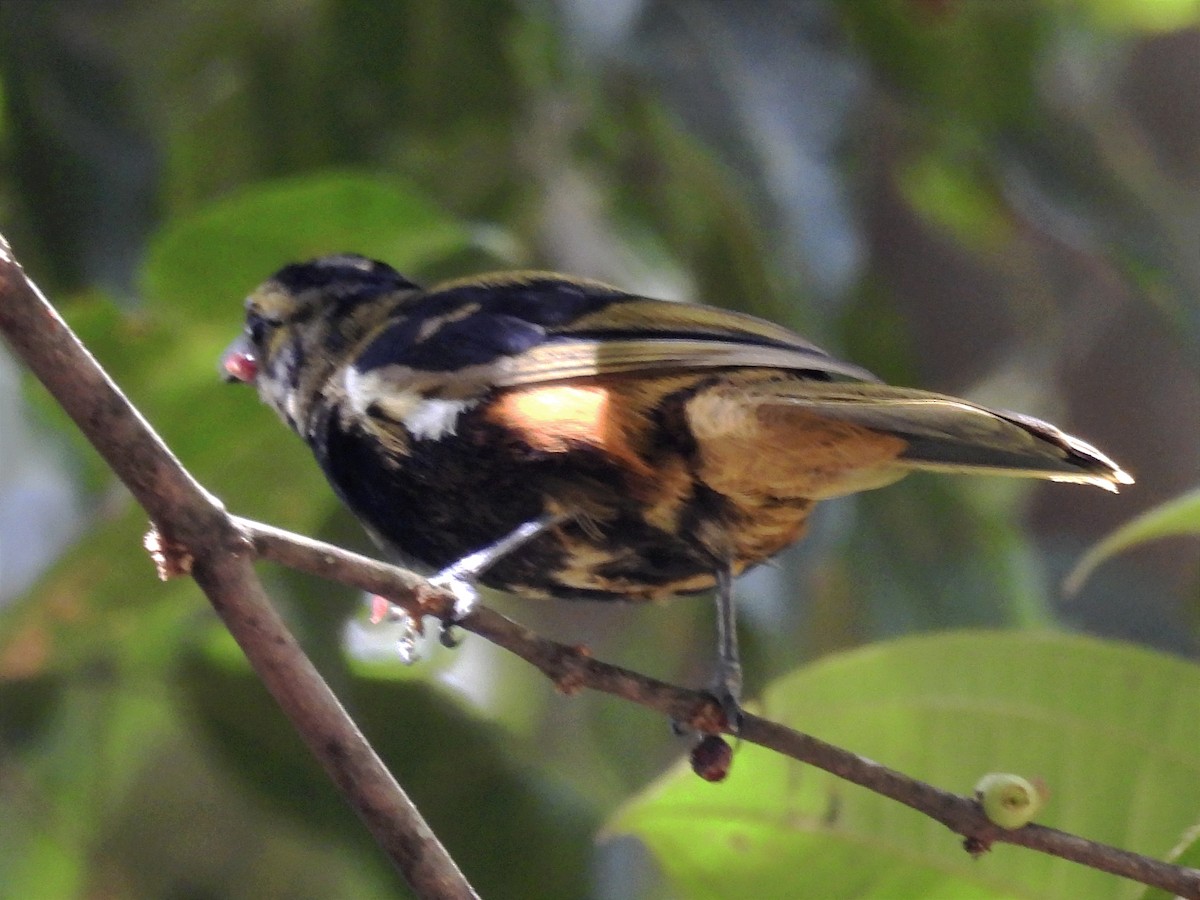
top-left (222, 253), bottom-right (1132, 720)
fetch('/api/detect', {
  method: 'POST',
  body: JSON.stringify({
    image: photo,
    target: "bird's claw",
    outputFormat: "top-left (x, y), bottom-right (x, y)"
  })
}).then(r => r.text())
top-left (427, 567), bottom-right (481, 648)
top-left (669, 668), bottom-right (744, 737)
top-left (710, 660), bottom-right (744, 733)
top-left (366, 594), bottom-right (424, 664)
top-left (711, 686), bottom-right (745, 734)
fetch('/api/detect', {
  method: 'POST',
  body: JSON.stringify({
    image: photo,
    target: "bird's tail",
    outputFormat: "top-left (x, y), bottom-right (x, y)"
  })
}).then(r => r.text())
top-left (767, 383), bottom-right (1133, 492)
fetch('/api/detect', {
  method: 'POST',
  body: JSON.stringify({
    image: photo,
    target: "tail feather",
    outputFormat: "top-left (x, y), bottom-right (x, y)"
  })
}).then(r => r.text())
top-left (894, 407), bottom-right (1133, 491)
top-left (771, 385), bottom-right (1133, 492)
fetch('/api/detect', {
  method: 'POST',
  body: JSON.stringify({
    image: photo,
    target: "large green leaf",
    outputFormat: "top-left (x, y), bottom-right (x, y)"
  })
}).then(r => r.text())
top-left (610, 631), bottom-right (1200, 900)
top-left (143, 170), bottom-right (473, 316)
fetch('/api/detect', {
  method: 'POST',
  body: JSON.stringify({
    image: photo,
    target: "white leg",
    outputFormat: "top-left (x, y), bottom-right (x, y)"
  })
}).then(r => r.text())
top-left (429, 514), bottom-right (563, 644)
top-left (711, 563), bottom-right (743, 727)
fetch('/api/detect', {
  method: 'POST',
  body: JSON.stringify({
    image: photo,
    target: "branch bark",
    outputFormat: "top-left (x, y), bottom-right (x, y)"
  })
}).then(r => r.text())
top-left (239, 518), bottom-right (1200, 899)
top-left (0, 237), bottom-right (478, 900)
top-left (1, 237), bottom-right (1197, 900)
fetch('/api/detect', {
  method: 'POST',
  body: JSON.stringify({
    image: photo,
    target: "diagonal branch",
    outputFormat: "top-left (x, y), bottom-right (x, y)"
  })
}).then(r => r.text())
top-left (0, 237), bottom-right (478, 900)
top-left (239, 518), bottom-right (1200, 899)
top-left (1, 237), bottom-right (1197, 899)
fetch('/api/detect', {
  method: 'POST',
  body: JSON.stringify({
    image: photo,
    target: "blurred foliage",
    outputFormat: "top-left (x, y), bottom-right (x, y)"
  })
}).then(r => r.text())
top-left (0, 1), bottom-right (1196, 898)
top-left (1067, 487), bottom-right (1200, 594)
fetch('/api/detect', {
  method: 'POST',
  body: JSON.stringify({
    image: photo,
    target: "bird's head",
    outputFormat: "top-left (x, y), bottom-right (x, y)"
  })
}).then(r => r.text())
top-left (222, 254), bottom-right (419, 433)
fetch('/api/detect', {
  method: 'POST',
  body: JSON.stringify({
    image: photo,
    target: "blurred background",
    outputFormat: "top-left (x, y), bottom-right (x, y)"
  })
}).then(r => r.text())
top-left (0, 1), bottom-right (1196, 898)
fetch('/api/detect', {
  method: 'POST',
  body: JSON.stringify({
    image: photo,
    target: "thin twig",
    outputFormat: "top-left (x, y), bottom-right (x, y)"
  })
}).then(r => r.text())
top-left (240, 516), bottom-right (1200, 899)
top-left (240, 517), bottom-right (724, 729)
top-left (0, 237), bottom-right (478, 900)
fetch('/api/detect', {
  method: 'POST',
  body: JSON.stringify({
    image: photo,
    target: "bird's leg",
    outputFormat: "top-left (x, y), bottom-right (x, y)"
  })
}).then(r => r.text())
top-left (711, 562), bottom-right (744, 729)
top-left (429, 514), bottom-right (563, 646)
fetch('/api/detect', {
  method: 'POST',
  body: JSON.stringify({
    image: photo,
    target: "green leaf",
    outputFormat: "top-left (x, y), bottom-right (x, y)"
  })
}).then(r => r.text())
top-left (143, 170), bottom-right (473, 317)
top-left (610, 631), bottom-right (1200, 900)
top-left (1065, 487), bottom-right (1200, 594)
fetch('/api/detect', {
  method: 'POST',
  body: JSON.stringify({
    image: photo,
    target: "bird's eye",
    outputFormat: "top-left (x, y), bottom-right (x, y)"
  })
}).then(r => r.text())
top-left (246, 312), bottom-right (276, 346)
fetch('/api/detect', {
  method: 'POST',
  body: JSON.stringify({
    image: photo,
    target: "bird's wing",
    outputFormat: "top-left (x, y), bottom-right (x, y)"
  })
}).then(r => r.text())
top-left (382, 274), bottom-right (880, 386)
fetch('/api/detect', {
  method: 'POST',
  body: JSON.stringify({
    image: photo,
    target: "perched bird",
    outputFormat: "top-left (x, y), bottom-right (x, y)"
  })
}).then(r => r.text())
top-left (223, 254), bottom-right (1131, 718)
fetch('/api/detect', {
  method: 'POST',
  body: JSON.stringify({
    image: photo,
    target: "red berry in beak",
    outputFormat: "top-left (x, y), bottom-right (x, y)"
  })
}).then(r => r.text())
top-left (221, 335), bottom-right (259, 383)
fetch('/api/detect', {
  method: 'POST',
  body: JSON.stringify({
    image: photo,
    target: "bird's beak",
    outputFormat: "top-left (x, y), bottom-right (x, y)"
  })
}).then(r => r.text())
top-left (221, 334), bottom-right (259, 383)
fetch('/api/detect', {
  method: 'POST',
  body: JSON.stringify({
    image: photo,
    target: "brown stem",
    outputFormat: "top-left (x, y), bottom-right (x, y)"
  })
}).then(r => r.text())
top-left (0, 238), bottom-right (478, 900)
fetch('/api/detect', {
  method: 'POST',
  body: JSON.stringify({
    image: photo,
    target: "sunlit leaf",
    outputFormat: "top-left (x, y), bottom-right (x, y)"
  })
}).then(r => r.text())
top-left (611, 631), bottom-right (1200, 900)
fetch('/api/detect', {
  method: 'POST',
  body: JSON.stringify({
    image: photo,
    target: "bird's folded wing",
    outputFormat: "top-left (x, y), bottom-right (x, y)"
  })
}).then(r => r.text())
top-left (490, 336), bottom-right (877, 386)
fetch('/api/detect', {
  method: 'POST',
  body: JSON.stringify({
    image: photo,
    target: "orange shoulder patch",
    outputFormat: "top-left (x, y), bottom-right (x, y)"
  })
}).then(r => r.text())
top-left (486, 384), bottom-right (657, 481)
top-left (489, 385), bottom-right (610, 452)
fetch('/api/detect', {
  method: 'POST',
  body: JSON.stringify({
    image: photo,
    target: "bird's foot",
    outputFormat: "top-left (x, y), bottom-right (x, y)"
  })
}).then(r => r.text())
top-left (709, 658), bottom-right (745, 733)
top-left (367, 594), bottom-right (425, 664)
top-left (427, 565), bottom-right (481, 648)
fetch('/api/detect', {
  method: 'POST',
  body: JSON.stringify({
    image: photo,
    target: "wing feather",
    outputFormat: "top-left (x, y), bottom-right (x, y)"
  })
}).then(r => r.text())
top-left (501, 294), bottom-right (878, 385)
top-left (490, 336), bottom-right (877, 386)
top-left (360, 279), bottom-right (880, 387)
